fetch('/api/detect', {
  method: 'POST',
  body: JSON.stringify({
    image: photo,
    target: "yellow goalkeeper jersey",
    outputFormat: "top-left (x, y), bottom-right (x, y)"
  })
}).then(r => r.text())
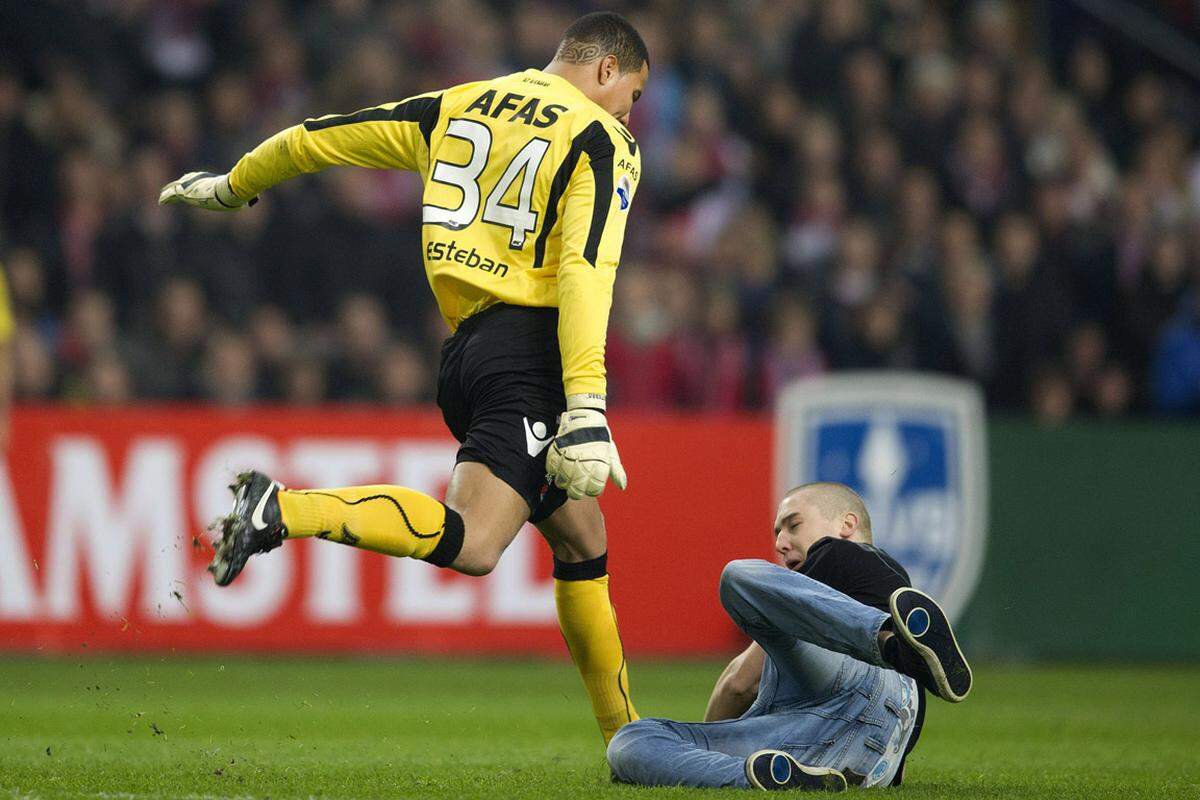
top-left (0, 269), bottom-right (12, 343)
top-left (228, 68), bottom-right (641, 398)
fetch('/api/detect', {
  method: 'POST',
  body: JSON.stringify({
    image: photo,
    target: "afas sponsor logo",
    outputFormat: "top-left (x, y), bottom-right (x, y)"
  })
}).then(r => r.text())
top-left (465, 89), bottom-right (567, 129)
top-left (426, 240), bottom-right (510, 277)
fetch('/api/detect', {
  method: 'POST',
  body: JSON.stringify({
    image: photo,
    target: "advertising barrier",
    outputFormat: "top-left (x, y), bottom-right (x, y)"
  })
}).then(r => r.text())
top-left (6, 404), bottom-right (1196, 660)
top-left (960, 418), bottom-right (1200, 661)
top-left (0, 407), bottom-right (775, 656)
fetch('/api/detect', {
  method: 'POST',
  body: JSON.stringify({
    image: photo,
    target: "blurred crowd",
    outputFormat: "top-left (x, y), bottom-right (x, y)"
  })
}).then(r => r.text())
top-left (4, 0), bottom-right (1200, 420)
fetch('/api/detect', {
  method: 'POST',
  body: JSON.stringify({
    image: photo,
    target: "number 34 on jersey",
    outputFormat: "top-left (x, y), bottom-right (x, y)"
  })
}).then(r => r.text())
top-left (416, 71), bottom-right (641, 319)
top-left (423, 119), bottom-right (551, 248)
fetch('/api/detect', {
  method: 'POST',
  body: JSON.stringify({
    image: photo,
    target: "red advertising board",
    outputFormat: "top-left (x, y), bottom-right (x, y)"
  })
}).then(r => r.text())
top-left (1, 406), bottom-right (774, 656)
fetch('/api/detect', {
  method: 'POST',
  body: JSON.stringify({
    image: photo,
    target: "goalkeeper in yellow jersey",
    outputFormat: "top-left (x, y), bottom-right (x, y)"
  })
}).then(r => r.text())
top-left (159, 12), bottom-right (647, 744)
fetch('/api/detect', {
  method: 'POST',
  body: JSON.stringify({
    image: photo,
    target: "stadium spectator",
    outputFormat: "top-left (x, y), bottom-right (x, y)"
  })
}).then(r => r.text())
top-left (282, 355), bottom-right (328, 407)
top-left (137, 277), bottom-right (209, 399)
top-left (760, 293), bottom-right (826, 404)
top-left (57, 289), bottom-right (121, 391)
top-left (200, 329), bottom-right (259, 406)
top-left (606, 265), bottom-right (676, 409)
top-left (328, 293), bottom-right (392, 402)
top-left (82, 349), bottom-right (135, 406)
top-left (13, 322), bottom-right (56, 401)
top-left (377, 340), bottom-right (431, 406)
top-left (1152, 293), bottom-right (1200, 413)
top-left (1029, 363), bottom-right (1075, 425)
top-left (0, 266), bottom-right (12, 447)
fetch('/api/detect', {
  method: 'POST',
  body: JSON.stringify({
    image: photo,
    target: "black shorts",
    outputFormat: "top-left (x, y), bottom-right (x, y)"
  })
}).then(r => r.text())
top-left (436, 304), bottom-right (569, 523)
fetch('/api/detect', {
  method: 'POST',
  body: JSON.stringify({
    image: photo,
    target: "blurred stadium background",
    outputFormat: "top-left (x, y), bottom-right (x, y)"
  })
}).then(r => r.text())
top-left (1, 1), bottom-right (1199, 798)
top-left (4, 0), bottom-right (1200, 417)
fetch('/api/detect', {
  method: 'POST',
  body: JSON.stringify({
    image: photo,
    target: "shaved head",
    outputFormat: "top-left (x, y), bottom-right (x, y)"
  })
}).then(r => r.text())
top-left (785, 482), bottom-right (872, 542)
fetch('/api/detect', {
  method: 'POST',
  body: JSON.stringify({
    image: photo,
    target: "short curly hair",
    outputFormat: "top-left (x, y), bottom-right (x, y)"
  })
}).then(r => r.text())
top-left (555, 12), bottom-right (649, 74)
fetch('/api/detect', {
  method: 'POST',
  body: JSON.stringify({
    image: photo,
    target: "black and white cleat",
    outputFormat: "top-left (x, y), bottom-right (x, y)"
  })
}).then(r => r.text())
top-left (208, 471), bottom-right (287, 587)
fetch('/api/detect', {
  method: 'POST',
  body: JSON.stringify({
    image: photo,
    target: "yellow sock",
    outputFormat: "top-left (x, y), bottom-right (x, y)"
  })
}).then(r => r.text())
top-left (554, 555), bottom-right (638, 745)
top-left (277, 486), bottom-right (464, 566)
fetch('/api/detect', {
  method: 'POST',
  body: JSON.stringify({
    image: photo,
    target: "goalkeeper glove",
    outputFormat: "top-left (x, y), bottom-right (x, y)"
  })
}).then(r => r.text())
top-left (546, 395), bottom-right (628, 501)
top-left (158, 172), bottom-right (257, 211)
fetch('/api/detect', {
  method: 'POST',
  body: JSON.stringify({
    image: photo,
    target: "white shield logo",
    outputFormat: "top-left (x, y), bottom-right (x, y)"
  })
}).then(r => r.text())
top-left (775, 372), bottom-right (988, 622)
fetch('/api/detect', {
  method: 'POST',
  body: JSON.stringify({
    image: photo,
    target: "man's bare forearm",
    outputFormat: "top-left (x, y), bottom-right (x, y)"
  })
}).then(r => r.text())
top-left (704, 675), bottom-right (756, 721)
top-left (703, 644), bottom-right (764, 722)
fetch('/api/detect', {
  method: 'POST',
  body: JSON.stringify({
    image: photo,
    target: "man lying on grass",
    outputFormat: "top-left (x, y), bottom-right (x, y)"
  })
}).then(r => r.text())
top-left (606, 482), bottom-right (972, 791)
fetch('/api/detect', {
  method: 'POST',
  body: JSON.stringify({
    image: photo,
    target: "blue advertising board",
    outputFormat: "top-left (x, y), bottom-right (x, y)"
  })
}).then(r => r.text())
top-left (776, 373), bottom-right (988, 621)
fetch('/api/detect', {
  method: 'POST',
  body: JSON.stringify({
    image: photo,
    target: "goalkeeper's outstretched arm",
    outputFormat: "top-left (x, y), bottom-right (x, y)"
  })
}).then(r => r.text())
top-left (159, 93), bottom-right (441, 210)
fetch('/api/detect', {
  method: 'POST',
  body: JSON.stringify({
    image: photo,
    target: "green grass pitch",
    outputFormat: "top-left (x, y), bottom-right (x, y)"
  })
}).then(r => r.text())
top-left (0, 657), bottom-right (1196, 799)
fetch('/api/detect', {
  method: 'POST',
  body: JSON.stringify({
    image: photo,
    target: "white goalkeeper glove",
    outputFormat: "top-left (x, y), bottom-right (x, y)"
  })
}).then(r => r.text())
top-left (546, 395), bottom-right (628, 501)
top-left (158, 172), bottom-right (257, 211)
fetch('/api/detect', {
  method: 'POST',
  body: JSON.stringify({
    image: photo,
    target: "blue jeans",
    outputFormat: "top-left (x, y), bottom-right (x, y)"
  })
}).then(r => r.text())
top-left (607, 559), bottom-right (919, 789)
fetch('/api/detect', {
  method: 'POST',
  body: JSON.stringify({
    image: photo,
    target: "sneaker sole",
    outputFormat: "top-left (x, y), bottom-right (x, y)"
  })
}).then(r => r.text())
top-left (745, 750), bottom-right (847, 792)
top-left (207, 514), bottom-right (244, 586)
top-left (889, 588), bottom-right (972, 702)
top-left (207, 477), bottom-right (256, 587)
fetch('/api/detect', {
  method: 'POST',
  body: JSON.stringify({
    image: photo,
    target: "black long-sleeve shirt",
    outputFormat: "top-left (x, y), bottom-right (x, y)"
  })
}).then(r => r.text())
top-left (798, 536), bottom-right (925, 786)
